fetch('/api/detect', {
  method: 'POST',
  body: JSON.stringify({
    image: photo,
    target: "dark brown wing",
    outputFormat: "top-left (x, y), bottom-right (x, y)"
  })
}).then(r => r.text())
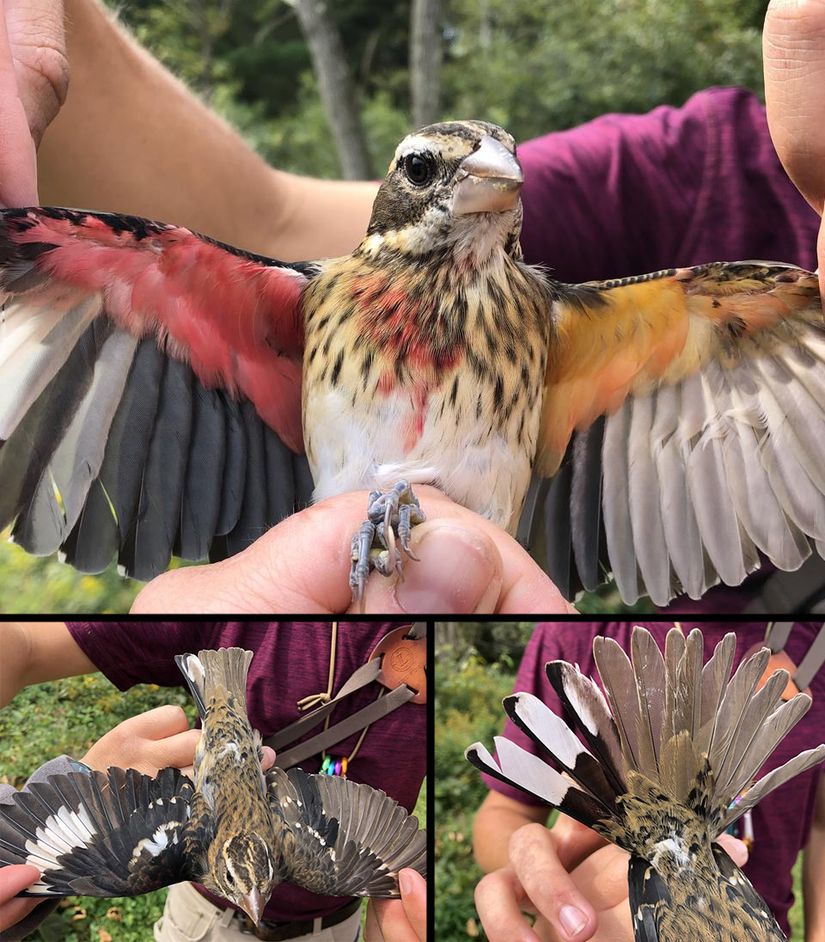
top-left (0, 765), bottom-right (202, 897)
top-left (267, 768), bottom-right (426, 898)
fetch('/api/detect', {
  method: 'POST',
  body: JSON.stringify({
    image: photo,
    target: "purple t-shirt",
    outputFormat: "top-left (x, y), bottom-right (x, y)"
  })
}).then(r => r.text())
top-left (518, 86), bottom-right (822, 613)
top-left (65, 621), bottom-right (426, 923)
top-left (482, 622), bottom-right (825, 937)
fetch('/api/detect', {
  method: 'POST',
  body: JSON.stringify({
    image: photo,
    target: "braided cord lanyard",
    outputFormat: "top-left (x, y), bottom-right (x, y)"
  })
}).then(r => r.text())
top-left (297, 622), bottom-right (385, 778)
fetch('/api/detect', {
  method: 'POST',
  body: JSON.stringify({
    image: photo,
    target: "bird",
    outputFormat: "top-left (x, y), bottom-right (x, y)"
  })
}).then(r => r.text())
top-left (466, 626), bottom-right (825, 942)
top-left (1, 119), bottom-right (824, 606)
top-left (0, 647), bottom-right (427, 925)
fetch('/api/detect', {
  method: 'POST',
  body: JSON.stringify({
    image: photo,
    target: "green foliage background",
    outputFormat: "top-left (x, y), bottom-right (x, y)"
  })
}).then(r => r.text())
top-left (434, 624), bottom-right (806, 941)
top-left (0, 0), bottom-right (766, 611)
top-left (0, 672), bottom-right (426, 941)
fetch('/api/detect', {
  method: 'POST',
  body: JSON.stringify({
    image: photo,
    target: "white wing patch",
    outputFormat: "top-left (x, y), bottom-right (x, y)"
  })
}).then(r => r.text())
top-left (129, 822), bottom-right (181, 864)
top-left (24, 805), bottom-right (98, 871)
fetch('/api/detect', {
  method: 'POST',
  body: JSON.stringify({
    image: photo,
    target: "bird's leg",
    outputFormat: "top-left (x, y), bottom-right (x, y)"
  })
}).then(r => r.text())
top-left (349, 481), bottom-right (426, 601)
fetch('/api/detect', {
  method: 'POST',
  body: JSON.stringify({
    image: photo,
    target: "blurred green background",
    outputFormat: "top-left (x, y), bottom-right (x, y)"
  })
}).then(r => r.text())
top-left (434, 623), bottom-right (806, 941)
top-left (0, 671), bottom-right (426, 941)
top-left (0, 0), bottom-right (767, 611)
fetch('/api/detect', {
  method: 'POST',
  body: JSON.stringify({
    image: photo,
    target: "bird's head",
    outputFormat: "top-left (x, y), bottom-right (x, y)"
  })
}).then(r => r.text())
top-left (363, 120), bottom-right (524, 264)
top-left (213, 833), bottom-right (277, 926)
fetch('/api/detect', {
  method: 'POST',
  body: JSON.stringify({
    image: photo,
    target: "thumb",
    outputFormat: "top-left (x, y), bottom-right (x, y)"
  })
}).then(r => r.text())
top-left (763, 0), bottom-right (825, 212)
top-left (131, 487), bottom-right (573, 615)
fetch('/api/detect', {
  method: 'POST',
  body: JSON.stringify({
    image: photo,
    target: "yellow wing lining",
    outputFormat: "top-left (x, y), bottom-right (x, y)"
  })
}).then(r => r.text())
top-left (536, 261), bottom-right (820, 477)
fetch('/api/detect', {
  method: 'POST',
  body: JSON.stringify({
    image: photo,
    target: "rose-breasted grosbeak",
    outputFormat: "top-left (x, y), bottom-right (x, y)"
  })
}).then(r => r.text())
top-left (467, 626), bottom-right (825, 942)
top-left (0, 648), bottom-right (426, 924)
top-left (1, 121), bottom-right (824, 605)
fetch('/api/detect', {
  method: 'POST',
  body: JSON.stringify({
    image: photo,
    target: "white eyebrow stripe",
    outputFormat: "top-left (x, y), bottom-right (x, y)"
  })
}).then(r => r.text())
top-left (394, 136), bottom-right (436, 160)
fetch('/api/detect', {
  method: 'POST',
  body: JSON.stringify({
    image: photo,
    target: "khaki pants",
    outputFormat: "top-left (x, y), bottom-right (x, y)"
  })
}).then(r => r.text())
top-left (154, 881), bottom-right (361, 942)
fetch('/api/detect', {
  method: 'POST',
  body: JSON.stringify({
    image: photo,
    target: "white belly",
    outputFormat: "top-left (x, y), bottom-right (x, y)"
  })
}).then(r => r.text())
top-left (304, 384), bottom-right (536, 534)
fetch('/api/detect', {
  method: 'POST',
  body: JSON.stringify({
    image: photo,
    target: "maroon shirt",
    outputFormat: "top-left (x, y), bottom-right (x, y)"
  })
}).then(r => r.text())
top-left (482, 623), bottom-right (825, 937)
top-left (518, 86), bottom-right (822, 613)
top-left (66, 621), bottom-right (426, 923)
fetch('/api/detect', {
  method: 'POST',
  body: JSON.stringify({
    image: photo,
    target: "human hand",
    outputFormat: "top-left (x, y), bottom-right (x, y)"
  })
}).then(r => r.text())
top-left (0, 864), bottom-right (40, 934)
top-left (80, 704), bottom-right (275, 777)
top-left (0, 0), bottom-right (68, 206)
top-left (130, 487), bottom-right (575, 615)
top-left (764, 0), bottom-right (825, 297)
top-left (365, 868), bottom-right (426, 942)
top-left (474, 819), bottom-right (749, 942)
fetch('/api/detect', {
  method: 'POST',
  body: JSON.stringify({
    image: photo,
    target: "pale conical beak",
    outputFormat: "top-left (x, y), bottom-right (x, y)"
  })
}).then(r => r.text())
top-left (453, 135), bottom-right (524, 215)
top-left (240, 888), bottom-right (265, 925)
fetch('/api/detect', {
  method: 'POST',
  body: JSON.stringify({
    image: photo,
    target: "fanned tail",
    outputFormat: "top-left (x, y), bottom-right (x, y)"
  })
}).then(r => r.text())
top-left (174, 647), bottom-right (253, 720)
top-left (467, 626), bottom-right (825, 846)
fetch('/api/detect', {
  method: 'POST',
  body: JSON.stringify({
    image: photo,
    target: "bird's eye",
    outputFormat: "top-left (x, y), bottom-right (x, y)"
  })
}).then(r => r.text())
top-left (403, 153), bottom-right (434, 187)
top-left (225, 870), bottom-right (234, 885)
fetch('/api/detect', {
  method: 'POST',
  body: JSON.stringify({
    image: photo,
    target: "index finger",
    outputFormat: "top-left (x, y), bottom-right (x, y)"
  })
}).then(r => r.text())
top-left (0, 864), bottom-right (41, 933)
top-left (507, 823), bottom-right (597, 941)
top-left (0, 0), bottom-right (37, 207)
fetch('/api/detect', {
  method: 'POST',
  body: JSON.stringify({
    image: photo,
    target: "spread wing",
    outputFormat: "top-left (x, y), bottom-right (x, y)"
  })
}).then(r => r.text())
top-left (0, 208), bottom-right (318, 579)
top-left (521, 260), bottom-right (825, 605)
top-left (267, 767), bottom-right (426, 898)
top-left (0, 765), bottom-right (204, 897)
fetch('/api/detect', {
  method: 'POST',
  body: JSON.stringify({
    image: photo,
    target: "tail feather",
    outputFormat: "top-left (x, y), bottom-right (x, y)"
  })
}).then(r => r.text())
top-left (503, 693), bottom-right (618, 811)
top-left (544, 661), bottom-right (626, 795)
top-left (465, 738), bottom-right (605, 829)
top-left (593, 636), bottom-right (643, 771)
top-left (696, 631), bottom-right (736, 756)
top-left (472, 626), bottom-right (825, 845)
top-left (713, 667), bottom-right (788, 798)
top-left (707, 646), bottom-right (770, 783)
top-left (630, 626), bottom-right (666, 775)
top-left (174, 647), bottom-right (253, 720)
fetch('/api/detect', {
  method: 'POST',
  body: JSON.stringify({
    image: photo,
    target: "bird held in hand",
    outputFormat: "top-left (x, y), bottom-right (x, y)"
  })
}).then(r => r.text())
top-left (0, 648), bottom-right (427, 924)
top-left (467, 626), bottom-right (825, 941)
top-left (1, 120), bottom-right (824, 605)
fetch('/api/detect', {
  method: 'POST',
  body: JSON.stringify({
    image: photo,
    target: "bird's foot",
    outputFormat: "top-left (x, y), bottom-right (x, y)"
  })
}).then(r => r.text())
top-left (349, 480), bottom-right (426, 602)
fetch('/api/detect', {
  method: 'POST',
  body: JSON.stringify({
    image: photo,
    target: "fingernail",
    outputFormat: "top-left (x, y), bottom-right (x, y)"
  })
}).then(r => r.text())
top-left (559, 904), bottom-right (587, 937)
top-left (398, 870), bottom-right (414, 896)
top-left (394, 524), bottom-right (501, 613)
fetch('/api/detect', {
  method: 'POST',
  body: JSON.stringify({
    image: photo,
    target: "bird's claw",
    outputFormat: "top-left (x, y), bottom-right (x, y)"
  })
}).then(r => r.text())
top-left (349, 481), bottom-right (426, 602)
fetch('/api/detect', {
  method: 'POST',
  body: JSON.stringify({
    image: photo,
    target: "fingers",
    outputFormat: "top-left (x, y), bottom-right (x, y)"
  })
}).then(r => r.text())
top-left (557, 844), bottom-right (630, 914)
top-left (0, 0), bottom-right (37, 206)
top-left (547, 816), bottom-right (609, 873)
top-left (131, 487), bottom-right (575, 615)
top-left (476, 824), bottom-right (597, 942)
top-left (715, 833), bottom-right (750, 869)
top-left (125, 704), bottom-right (190, 739)
top-left (398, 869), bottom-right (427, 941)
top-left (80, 705), bottom-right (201, 776)
top-left (818, 217), bottom-right (825, 299)
top-left (764, 0), bottom-right (825, 210)
top-left (0, 864), bottom-right (41, 932)
top-left (367, 871), bottom-right (427, 942)
top-left (261, 746), bottom-right (276, 772)
top-left (3, 0), bottom-right (68, 143)
top-left (475, 867), bottom-right (544, 942)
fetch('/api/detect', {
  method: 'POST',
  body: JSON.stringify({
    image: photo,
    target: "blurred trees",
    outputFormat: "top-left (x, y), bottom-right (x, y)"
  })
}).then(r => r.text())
top-left (113, 0), bottom-right (764, 178)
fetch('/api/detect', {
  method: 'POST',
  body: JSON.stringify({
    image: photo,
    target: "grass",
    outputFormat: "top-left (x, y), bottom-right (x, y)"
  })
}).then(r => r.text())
top-left (435, 640), bottom-right (807, 941)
